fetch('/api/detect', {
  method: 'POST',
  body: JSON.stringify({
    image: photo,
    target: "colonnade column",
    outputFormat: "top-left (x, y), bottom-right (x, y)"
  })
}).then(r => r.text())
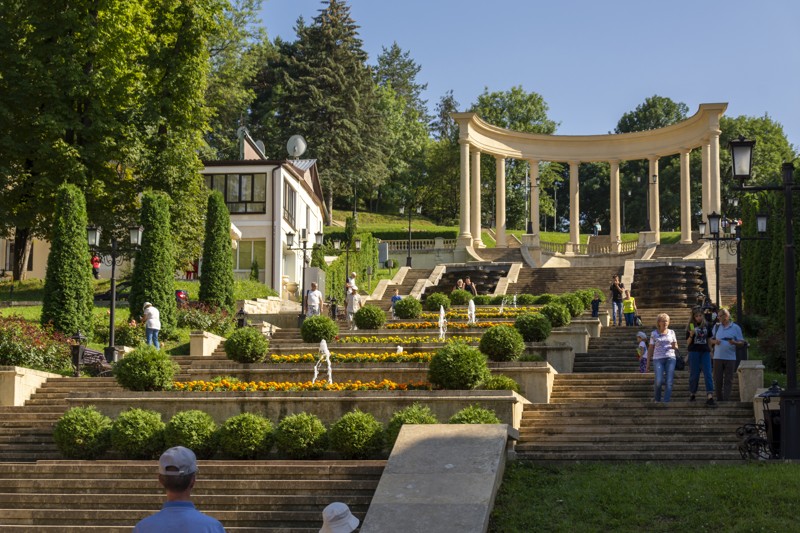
top-left (495, 156), bottom-right (507, 247)
top-left (609, 160), bottom-right (621, 250)
top-left (680, 148), bottom-right (692, 243)
top-left (529, 159), bottom-right (540, 235)
top-left (457, 140), bottom-right (473, 245)
top-left (470, 149), bottom-right (482, 248)
top-left (709, 130), bottom-right (722, 216)
top-left (568, 161), bottom-right (580, 251)
top-left (701, 140), bottom-right (710, 235)
top-left (648, 156), bottom-right (660, 242)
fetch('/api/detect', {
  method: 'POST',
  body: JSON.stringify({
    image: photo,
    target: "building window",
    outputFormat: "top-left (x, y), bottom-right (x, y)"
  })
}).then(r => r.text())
top-left (234, 240), bottom-right (266, 270)
top-left (5, 242), bottom-right (34, 271)
top-left (283, 182), bottom-right (296, 228)
top-left (204, 173), bottom-right (266, 214)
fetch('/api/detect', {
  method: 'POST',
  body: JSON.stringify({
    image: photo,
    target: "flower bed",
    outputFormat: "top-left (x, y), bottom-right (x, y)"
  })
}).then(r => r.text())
top-left (335, 335), bottom-right (476, 344)
top-left (173, 378), bottom-right (432, 392)
top-left (268, 352), bottom-right (434, 364)
top-left (386, 321), bottom-right (510, 330)
top-left (419, 307), bottom-right (540, 320)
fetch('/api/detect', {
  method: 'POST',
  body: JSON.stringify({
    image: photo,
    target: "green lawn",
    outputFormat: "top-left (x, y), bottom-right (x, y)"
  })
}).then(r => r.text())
top-left (489, 462), bottom-right (800, 532)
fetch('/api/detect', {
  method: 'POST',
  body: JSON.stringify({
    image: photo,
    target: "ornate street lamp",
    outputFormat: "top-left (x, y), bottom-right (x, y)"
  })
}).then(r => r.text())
top-left (286, 229), bottom-right (324, 324)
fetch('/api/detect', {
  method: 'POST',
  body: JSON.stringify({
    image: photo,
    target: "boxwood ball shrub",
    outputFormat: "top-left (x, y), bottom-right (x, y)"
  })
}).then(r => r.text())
top-left (449, 288), bottom-right (473, 305)
top-left (428, 341), bottom-right (490, 390)
top-left (540, 302), bottom-right (571, 328)
top-left (301, 315), bottom-right (339, 343)
top-left (472, 295), bottom-right (492, 306)
top-left (385, 403), bottom-right (439, 448)
top-left (424, 292), bottom-right (451, 312)
top-left (274, 412), bottom-right (328, 459)
top-left (558, 293), bottom-right (585, 318)
top-left (515, 293), bottom-right (537, 305)
top-left (482, 374), bottom-right (521, 394)
top-left (110, 408), bottom-right (165, 459)
top-left (164, 410), bottom-right (218, 459)
top-left (53, 406), bottom-right (112, 460)
top-left (225, 327), bottom-right (269, 363)
top-left (514, 313), bottom-right (552, 342)
top-left (393, 296), bottom-right (422, 319)
top-left (328, 409), bottom-right (384, 459)
top-left (533, 293), bottom-right (557, 305)
top-left (113, 345), bottom-right (180, 391)
top-left (479, 325), bottom-right (524, 362)
top-left (217, 413), bottom-right (274, 459)
top-left (354, 305), bottom-right (386, 329)
top-left (449, 405), bottom-right (502, 424)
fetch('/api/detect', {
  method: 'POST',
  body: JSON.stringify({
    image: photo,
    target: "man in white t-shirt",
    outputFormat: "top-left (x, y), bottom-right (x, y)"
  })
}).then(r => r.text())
top-left (347, 272), bottom-right (358, 292)
top-left (305, 282), bottom-right (324, 317)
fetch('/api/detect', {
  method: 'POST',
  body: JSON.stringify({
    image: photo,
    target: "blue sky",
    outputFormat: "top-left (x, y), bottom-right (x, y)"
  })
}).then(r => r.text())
top-left (259, 0), bottom-right (799, 150)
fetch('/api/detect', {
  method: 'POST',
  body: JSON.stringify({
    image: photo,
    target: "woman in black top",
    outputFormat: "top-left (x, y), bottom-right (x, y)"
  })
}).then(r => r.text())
top-left (686, 308), bottom-right (715, 405)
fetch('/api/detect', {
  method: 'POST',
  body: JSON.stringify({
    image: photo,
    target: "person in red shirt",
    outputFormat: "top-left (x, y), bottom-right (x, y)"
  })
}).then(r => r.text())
top-left (91, 254), bottom-right (101, 279)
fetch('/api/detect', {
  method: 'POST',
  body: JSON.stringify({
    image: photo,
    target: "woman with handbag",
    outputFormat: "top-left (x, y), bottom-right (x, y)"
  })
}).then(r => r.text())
top-left (622, 290), bottom-right (637, 327)
top-left (645, 313), bottom-right (679, 403)
top-left (686, 308), bottom-right (715, 405)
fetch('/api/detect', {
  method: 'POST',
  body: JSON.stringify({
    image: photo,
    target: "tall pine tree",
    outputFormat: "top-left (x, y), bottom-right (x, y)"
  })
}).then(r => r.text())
top-left (41, 184), bottom-right (94, 336)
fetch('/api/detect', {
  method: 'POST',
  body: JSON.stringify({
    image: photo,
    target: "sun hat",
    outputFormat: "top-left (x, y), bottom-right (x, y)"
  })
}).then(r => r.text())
top-left (143, 302), bottom-right (152, 310)
top-left (637, 331), bottom-right (647, 340)
top-left (320, 502), bottom-right (359, 533)
top-left (159, 446), bottom-right (197, 476)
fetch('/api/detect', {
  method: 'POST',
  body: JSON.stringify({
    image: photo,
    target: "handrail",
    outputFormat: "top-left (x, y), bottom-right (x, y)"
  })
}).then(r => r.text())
top-left (382, 239), bottom-right (456, 252)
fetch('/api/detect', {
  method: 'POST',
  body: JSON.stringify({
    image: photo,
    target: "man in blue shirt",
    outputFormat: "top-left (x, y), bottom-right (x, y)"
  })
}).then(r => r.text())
top-left (133, 446), bottom-right (225, 532)
top-left (711, 308), bottom-right (745, 402)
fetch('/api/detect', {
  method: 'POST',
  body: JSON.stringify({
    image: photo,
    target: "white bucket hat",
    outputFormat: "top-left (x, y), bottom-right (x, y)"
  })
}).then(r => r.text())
top-left (320, 502), bottom-right (359, 533)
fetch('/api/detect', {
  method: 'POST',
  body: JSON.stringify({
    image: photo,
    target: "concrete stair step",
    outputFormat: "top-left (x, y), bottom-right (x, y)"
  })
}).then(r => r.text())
top-left (0, 527), bottom-right (318, 533)
top-left (0, 479), bottom-right (379, 494)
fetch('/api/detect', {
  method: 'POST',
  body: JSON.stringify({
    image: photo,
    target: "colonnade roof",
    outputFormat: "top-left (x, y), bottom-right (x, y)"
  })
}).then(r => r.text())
top-left (452, 103), bottom-right (727, 162)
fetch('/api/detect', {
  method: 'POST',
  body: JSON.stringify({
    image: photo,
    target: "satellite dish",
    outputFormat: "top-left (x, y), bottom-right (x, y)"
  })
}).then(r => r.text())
top-left (256, 140), bottom-right (266, 154)
top-left (286, 135), bottom-right (307, 158)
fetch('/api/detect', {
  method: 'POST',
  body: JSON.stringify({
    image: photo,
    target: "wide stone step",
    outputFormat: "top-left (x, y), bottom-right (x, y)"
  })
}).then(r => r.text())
top-left (519, 426), bottom-right (742, 437)
top-left (0, 527), bottom-right (318, 533)
top-left (516, 441), bottom-right (738, 452)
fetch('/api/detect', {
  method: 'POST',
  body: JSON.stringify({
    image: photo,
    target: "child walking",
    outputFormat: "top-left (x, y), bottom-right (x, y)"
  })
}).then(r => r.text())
top-left (636, 331), bottom-right (648, 373)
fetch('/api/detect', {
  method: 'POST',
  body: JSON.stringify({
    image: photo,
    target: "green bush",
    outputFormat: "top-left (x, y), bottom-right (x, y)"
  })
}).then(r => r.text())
top-left (224, 327), bottom-right (269, 363)
top-left (217, 413), bottom-right (273, 459)
top-left (129, 190), bottom-right (178, 329)
top-left (164, 410), bottom-right (218, 459)
top-left (574, 289), bottom-right (597, 307)
top-left (112, 321), bottom-right (146, 348)
top-left (540, 302), bottom-right (571, 328)
top-left (274, 412), bottom-right (328, 459)
top-left (490, 295), bottom-right (506, 305)
top-left (428, 341), bottom-right (490, 390)
top-left (393, 297), bottom-right (422, 319)
top-left (482, 374), bottom-right (521, 393)
top-left (514, 313), bottom-right (552, 342)
top-left (113, 345), bottom-right (179, 391)
top-left (449, 289), bottom-right (473, 305)
top-left (533, 293), bottom-right (557, 304)
top-left (110, 408), bottom-right (165, 459)
top-left (558, 294), bottom-right (585, 318)
top-left (328, 409), bottom-right (384, 459)
top-left (479, 325), bottom-right (525, 362)
top-left (177, 304), bottom-right (234, 337)
top-left (424, 292), bottom-right (451, 311)
top-left (0, 317), bottom-right (71, 374)
top-left (199, 191), bottom-right (235, 311)
top-left (519, 352), bottom-right (545, 362)
top-left (515, 293), bottom-right (537, 305)
top-left (300, 315), bottom-right (339, 343)
top-left (449, 405), bottom-right (501, 424)
top-left (53, 406), bottom-right (112, 459)
top-left (385, 403), bottom-right (439, 448)
top-left (472, 295), bottom-right (492, 305)
top-left (41, 183), bottom-right (94, 337)
top-left (354, 305), bottom-right (386, 329)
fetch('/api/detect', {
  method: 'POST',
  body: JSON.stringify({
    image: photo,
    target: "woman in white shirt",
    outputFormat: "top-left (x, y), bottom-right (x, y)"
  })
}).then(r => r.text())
top-left (143, 302), bottom-right (161, 349)
top-left (645, 312), bottom-right (678, 403)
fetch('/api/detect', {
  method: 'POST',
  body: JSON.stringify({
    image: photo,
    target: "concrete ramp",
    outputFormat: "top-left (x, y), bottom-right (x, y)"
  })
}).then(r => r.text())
top-left (361, 424), bottom-right (511, 533)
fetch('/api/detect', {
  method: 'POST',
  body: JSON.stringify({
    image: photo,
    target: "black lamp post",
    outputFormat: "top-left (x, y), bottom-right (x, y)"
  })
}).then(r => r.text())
top-left (69, 331), bottom-right (87, 377)
top-left (333, 235), bottom-right (362, 300)
top-left (287, 229), bottom-right (324, 322)
top-left (88, 225), bottom-right (142, 362)
top-left (729, 136), bottom-right (800, 459)
top-left (400, 205), bottom-right (421, 267)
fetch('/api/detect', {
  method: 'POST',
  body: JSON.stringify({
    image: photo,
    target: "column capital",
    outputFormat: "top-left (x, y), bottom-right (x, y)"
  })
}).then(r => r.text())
top-left (458, 138), bottom-right (471, 146)
top-left (648, 155), bottom-right (660, 163)
top-left (608, 159), bottom-right (620, 166)
top-left (568, 160), bottom-right (580, 167)
top-left (495, 154), bottom-right (505, 161)
top-left (680, 147), bottom-right (691, 155)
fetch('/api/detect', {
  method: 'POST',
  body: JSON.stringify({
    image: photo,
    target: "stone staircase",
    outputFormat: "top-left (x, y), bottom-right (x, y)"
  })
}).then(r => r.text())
top-left (513, 266), bottom-right (622, 295)
top-left (516, 380), bottom-right (751, 462)
top-left (0, 459), bottom-right (383, 531)
top-left (424, 264), bottom-right (510, 298)
top-left (373, 268), bottom-right (432, 312)
top-left (474, 247), bottom-right (524, 263)
top-left (650, 235), bottom-right (705, 258)
top-left (719, 263), bottom-right (737, 309)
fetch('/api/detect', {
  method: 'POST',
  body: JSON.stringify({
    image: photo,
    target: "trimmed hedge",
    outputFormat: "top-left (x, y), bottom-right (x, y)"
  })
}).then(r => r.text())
top-left (217, 413), bottom-right (273, 459)
top-left (113, 345), bottom-right (180, 391)
top-left (449, 289), bottom-right (473, 305)
top-left (274, 412), bottom-right (328, 459)
top-left (385, 403), bottom-right (439, 448)
top-left (393, 297), bottom-right (422, 319)
top-left (354, 305), bottom-right (386, 329)
top-left (53, 406), bottom-right (112, 460)
top-left (540, 302), bottom-right (571, 328)
top-left (514, 313), bottom-right (552, 342)
top-left (164, 410), bottom-right (218, 459)
top-left (225, 327), bottom-right (269, 363)
top-left (482, 374), bottom-right (521, 393)
top-left (328, 410), bottom-right (384, 459)
top-left (110, 408), bottom-right (165, 459)
top-left (300, 315), bottom-right (339, 343)
top-left (472, 295), bottom-right (492, 305)
top-left (449, 405), bottom-right (501, 424)
top-left (479, 325), bottom-right (525, 362)
top-left (424, 292), bottom-right (451, 312)
top-left (558, 293), bottom-right (585, 318)
top-left (428, 341), bottom-right (489, 390)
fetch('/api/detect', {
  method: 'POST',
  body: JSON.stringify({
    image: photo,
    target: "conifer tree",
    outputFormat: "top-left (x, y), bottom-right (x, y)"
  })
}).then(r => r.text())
top-left (129, 191), bottom-right (177, 329)
top-left (41, 184), bottom-right (94, 336)
top-left (199, 191), bottom-right (235, 311)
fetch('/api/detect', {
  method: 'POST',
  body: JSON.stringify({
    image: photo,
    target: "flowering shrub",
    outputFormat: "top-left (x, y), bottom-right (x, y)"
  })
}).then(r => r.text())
top-left (172, 378), bottom-right (432, 392)
top-left (268, 351), bottom-right (434, 364)
top-left (177, 303), bottom-right (234, 336)
top-left (113, 320), bottom-right (145, 348)
top-left (0, 316), bottom-right (71, 374)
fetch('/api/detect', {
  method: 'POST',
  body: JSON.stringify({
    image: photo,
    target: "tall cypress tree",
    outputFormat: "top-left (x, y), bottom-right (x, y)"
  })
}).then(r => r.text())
top-left (129, 191), bottom-right (177, 329)
top-left (41, 184), bottom-right (94, 336)
top-left (199, 191), bottom-right (235, 311)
